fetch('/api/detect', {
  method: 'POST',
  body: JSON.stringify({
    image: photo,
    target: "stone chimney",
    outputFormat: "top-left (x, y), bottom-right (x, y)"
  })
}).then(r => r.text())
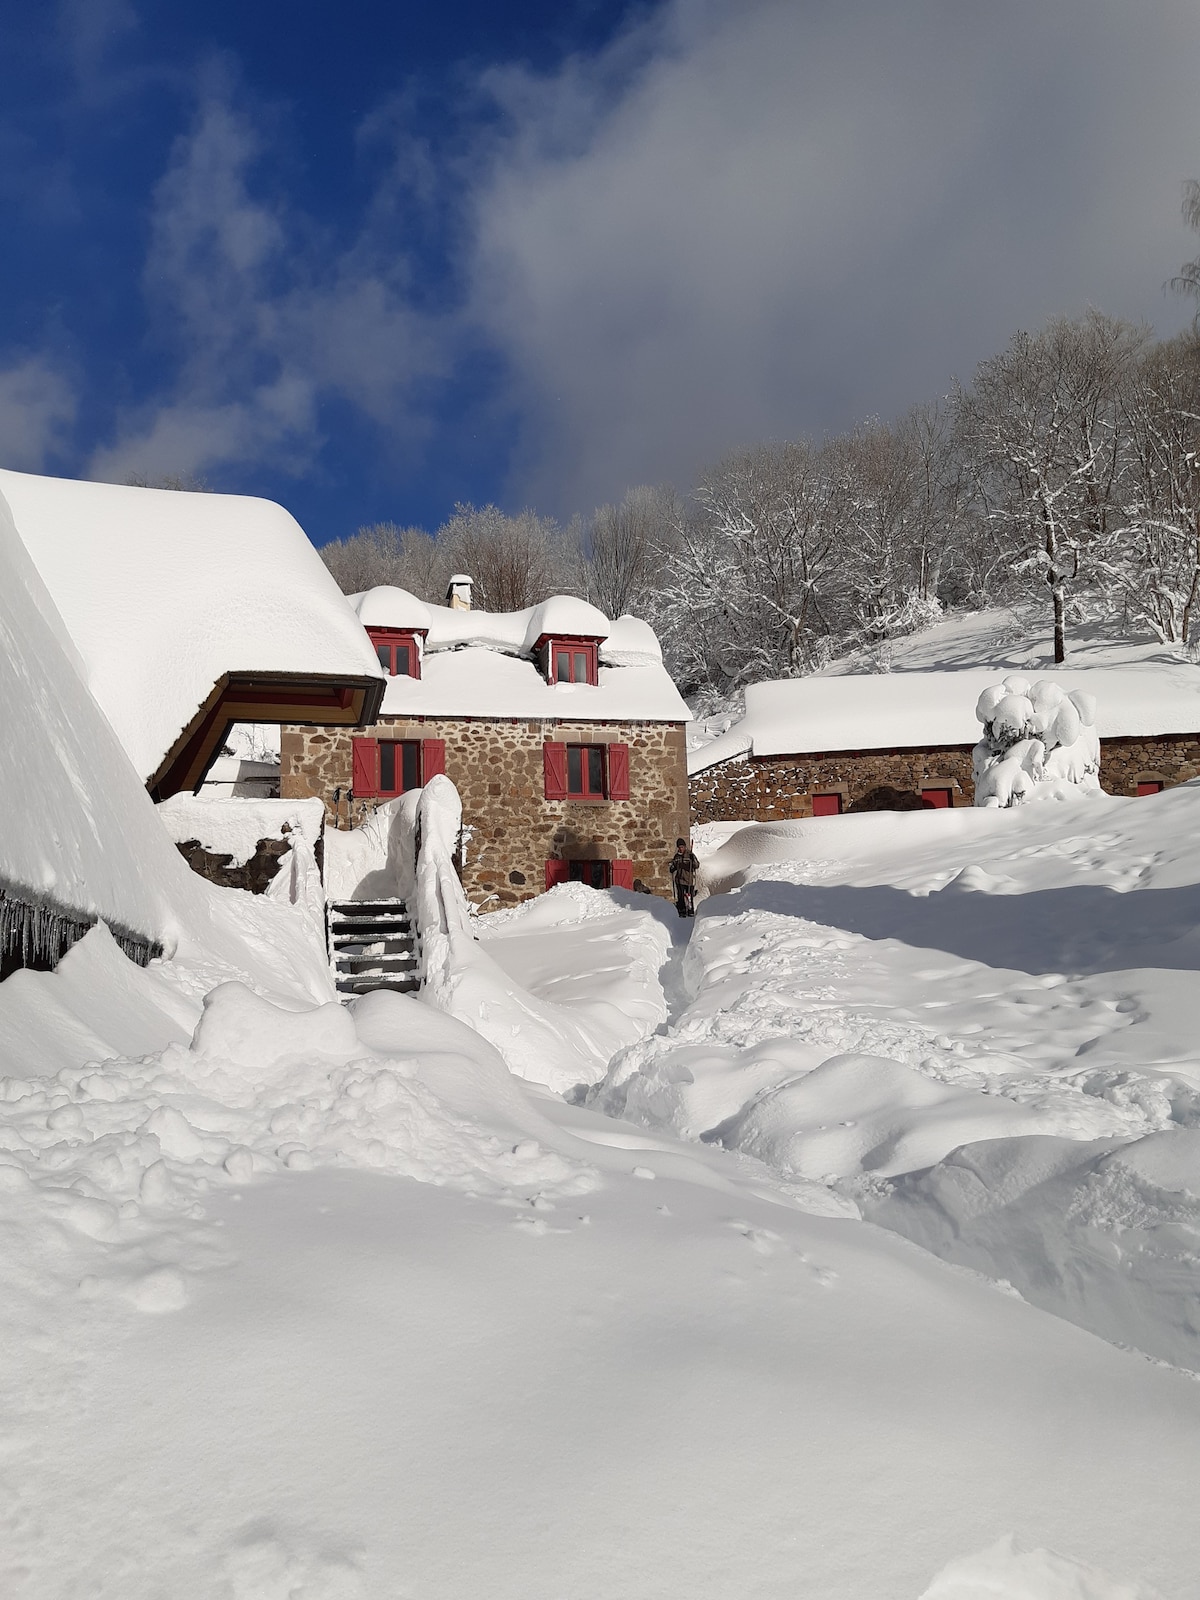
top-left (446, 574), bottom-right (472, 611)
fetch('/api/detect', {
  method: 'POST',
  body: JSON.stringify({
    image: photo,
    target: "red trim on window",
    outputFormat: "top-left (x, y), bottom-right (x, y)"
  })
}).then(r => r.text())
top-left (567, 744), bottom-right (607, 799)
top-left (545, 858), bottom-right (570, 890)
top-left (352, 738), bottom-right (380, 798)
top-left (812, 793), bottom-right (842, 817)
top-left (607, 743), bottom-right (630, 801)
top-left (921, 787), bottom-right (952, 809)
top-left (543, 741), bottom-right (568, 800)
top-left (421, 738), bottom-right (446, 780)
top-left (1136, 780), bottom-right (1164, 796)
top-left (365, 626), bottom-right (424, 680)
top-left (610, 859), bottom-right (634, 891)
top-left (542, 636), bottom-right (599, 685)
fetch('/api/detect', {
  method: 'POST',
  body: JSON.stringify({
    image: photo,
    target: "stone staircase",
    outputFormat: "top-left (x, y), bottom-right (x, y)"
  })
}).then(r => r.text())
top-left (328, 899), bottom-right (419, 997)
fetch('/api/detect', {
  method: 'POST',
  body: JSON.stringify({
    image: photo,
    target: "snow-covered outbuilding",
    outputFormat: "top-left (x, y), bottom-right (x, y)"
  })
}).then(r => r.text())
top-left (281, 586), bottom-right (692, 905)
top-left (0, 468), bottom-right (386, 977)
top-left (0, 468), bottom-right (385, 798)
top-left (689, 668), bottom-right (1200, 823)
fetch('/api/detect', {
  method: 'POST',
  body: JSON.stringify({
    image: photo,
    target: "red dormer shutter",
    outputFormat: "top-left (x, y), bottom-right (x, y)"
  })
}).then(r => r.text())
top-left (421, 738), bottom-right (446, 781)
top-left (607, 743), bottom-right (630, 800)
top-left (543, 740), bottom-right (568, 800)
top-left (352, 738), bottom-right (380, 798)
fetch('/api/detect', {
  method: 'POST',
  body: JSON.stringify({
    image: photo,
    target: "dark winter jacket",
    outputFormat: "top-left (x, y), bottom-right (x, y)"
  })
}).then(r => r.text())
top-left (669, 849), bottom-right (699, 889)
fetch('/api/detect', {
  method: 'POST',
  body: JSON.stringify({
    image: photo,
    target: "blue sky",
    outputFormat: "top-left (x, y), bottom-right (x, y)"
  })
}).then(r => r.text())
top-left (2, 1), bottom-right (1200, 548)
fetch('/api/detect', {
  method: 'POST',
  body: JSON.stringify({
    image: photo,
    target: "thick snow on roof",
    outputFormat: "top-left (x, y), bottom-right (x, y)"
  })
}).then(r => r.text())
top-left (1, 469), bottom-right (383, 782)
top-left (0, 483), bottom-right (191, 945)
top-left (352, 586), bottom-right (433, 633)
top-left (350, 590), bottom-right (684, 721)
top-left (689, 666), bottom-right (1200, 773)
top-left (380, 648), bottom-right (689, 722)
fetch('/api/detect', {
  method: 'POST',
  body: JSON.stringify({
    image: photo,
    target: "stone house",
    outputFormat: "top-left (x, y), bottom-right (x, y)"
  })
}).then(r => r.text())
top-left (281, 584), bottom-right (692, 908)
top-left (690, 669), bottom-right (1200, 824)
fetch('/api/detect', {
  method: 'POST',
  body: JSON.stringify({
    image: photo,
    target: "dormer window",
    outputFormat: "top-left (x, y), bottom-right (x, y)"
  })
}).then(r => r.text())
top-left (367, 627), bottom-right (423, 680)
top-left (539, 635), bottom-right (599, 686)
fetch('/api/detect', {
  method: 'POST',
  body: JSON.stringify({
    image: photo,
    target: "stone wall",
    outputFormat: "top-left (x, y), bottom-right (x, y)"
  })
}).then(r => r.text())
top-left (173, 831), bottom-right (298, 895)
top-left (689, 745), bottom-right (977, 824)
top-left (1099, 734), bottom-right (1200, 794)
top-left (690, 732), bottom-right (1200, 824)
top-left (281, 717), bottom-right (690, 909)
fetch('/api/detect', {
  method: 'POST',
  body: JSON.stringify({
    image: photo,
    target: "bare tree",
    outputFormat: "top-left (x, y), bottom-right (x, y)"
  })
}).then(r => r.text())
top-left (319, 522), bottom-right (435, 595)
top-left (437, 504), bottom-right (583, 612)
top-left (585, 484), bottom-right (674, 619)
top-left (955, 314), bottom-right (1144, 662)
top-left (1170, 178), bottom-right (1200, 326)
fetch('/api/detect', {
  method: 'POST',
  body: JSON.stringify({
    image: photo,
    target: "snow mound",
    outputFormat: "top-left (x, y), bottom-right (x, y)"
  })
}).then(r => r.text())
top-left (869, 1129), bottom-right (1200, 1371)
top-left (521, 593), bottom-right (611, 650)
top-left (599, 613), bottom-right (663, 666)
top-left (722, 1052), bottom-right (1051, 1180)
top-left (156, 796), bottom-right (325, 866)
top-left (920, 1535), bottom-right (1162, 1599)
top-left (351, 585), bottom-right (433, 633)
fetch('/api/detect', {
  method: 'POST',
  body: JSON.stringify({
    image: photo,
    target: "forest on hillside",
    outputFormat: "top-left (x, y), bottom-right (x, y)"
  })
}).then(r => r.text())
top-left (322, 192), bottom-right (1200, 704)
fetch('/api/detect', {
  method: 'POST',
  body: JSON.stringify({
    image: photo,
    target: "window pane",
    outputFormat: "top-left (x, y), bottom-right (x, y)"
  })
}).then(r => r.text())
top-left (379, 742), bottom-right (396, 793)
top-left (567, 746), bottom-right (583, 794)
top-left (568, 860), bottom-right (584, 882)
top-left (587, 746), bottom-right (605, 796)
top-left (377, 644), bottom-right (392, 672)
top-left (401, 741), bottom-right (421, 791)
top-left (574, 652), bottom-right (588, 683)
top-left (555, 649), bottom-right (571, 682)
top-left (395, 643), bottom-right (411, 676)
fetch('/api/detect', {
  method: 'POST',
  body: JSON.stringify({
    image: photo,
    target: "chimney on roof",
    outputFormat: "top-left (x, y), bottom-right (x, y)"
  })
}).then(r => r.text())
top-left (446, 574), bottom-right (472, 611)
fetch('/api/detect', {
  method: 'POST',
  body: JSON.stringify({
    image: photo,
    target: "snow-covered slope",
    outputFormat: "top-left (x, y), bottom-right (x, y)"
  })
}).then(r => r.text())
top-left (1, 468), bottom-right (382, 782)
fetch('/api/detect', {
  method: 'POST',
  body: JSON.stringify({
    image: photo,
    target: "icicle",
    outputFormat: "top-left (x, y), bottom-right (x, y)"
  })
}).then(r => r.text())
top-left (0, 882), bottom-right (162, 981)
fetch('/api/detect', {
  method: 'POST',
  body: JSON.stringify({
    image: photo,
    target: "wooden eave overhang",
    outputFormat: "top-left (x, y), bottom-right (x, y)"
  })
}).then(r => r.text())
top-left (531, 631), bottom-right (604, 653)
top-left (147, 670), bottom-right (385, 800)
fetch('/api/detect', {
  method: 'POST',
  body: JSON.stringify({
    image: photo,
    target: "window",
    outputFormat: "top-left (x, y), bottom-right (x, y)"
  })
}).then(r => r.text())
top-left (380, 740), bottom-right (421, 796)
top-left (568, 744), bottom-right (606, 798)
top-left (1137, 779), bottom-right (1164, 796)
top-left (546, 859), bottom-right (633, 891)
top-left (812, 793), bottom-right (842, 817)
top-left (921, 787), bottom-right (953, 810)
top-left (366, 627), bottom-right (422, 679)
top-left (351, 737), bottom-right (445, 799)
top-left (543, 741), bottom-right (630, 802)
top-left (544, 637), bottom-right (598, 686)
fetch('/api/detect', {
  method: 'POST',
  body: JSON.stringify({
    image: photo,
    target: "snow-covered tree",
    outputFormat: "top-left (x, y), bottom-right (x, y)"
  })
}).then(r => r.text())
top-left (973, 676), bottom-right (1101, 807)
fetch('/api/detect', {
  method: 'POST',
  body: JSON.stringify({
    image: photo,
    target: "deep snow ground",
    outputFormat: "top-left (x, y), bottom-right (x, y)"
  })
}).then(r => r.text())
top-left (7, 793), bottom-right (1200, 1595)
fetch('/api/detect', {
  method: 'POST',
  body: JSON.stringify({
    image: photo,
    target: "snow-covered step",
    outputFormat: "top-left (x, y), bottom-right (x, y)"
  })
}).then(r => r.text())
top-left (328, 898), bottom-right (419, 997)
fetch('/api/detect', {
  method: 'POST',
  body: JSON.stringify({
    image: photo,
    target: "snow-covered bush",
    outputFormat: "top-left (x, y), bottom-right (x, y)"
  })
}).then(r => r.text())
top-left (972, 674), bottom-right (1101, 807)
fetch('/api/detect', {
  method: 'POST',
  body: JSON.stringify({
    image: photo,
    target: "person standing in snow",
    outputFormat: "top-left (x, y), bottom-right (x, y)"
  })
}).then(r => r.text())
top-left (669, 837), bottom-right (699, 917)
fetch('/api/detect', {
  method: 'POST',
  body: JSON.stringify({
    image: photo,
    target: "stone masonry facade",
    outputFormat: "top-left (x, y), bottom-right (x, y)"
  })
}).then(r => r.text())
top-left (689, 733), bottom-right (1200, 825)
top-left (281, 716), bottom-right (690, 910)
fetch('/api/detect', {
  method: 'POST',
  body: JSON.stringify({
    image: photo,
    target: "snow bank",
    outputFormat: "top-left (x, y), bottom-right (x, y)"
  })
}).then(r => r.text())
top-left (352, 585), bottom-right (433, 633)
top-left (411, 777), bottom-right (671, 1092)
top-left (688, 666), bottom-right (1200, 774)
top-left (870, 1128), bottom-right (1200, 1372)
top-left (1, 468), bottom-right (382, 782)
top-left (599, 613), bottom-right (664, 666)
top-left (156, 796), bottom-right (325, 866)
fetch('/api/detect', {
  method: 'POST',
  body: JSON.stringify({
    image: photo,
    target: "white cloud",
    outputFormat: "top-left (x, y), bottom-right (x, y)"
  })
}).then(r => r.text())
top-left (91, 79), bottom-right (444, 487)
top-left (466, 0), bottom-right (1200, 514)
top-left (0, 357), bottom-right (76, 471)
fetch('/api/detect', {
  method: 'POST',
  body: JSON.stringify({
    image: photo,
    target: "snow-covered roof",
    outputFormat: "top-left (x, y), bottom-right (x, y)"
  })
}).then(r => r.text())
top-left (0, 481), bottom-right (191, 946)
top-left (348, 586), bottom-right (686, 722)
top-left (688, 667), bottom-right (1200, 774)
top-left (352, 586), bottom-right (433, 633)
top-left (1, 469), bottom-right (384, 784)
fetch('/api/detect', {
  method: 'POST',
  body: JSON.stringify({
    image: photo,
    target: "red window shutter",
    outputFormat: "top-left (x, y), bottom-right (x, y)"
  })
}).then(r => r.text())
top-left (421, 738), bottom-right (446, 781)
top-left (607, 743), bottom-right (630, 801)
top-left (1137, 780), bottom-right (1163, 796)
top-left (352, 738), bottom-right (380, 798)
top-left (922, 787), bottom-right (952, 810)
top-left (611, 859), bottom-right (634, 891)
top-left (545, 858), bottom-right (569, 890)
top-left (812, 793), bottom-right (841, 817)
top-left (543, 741), bottom-right (568, 800)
